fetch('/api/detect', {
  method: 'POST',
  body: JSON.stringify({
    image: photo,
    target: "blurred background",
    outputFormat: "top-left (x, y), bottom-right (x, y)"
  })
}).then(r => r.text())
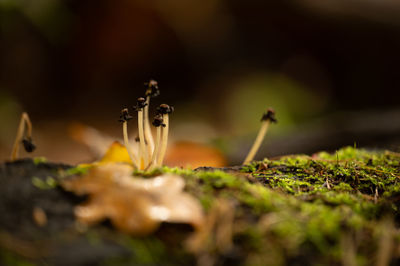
top-left (1, 0), bottom-right (400, 167)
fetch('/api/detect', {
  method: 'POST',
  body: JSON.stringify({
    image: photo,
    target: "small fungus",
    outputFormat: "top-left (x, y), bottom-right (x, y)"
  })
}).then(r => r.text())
top-left (119, 108), bottom-right (138, 169)
top-left (243, 108), bottom-right (277, 165)
top-left (10, 112), bottom-right (36, 161)
top-left (116, 81), bottom-right (174, 170)
top-left (147, 114), bottom-right (165, 170)
top-left (156, 104), bottom-right (174, 167)
top-left (134, 97), bottom-right (149, 168)
top-left (61, 163), bottom-right (204, 235)
top-left (144, 79), bottom-right (160, 98)
top-left (143, 79), bottom-right (160, 158)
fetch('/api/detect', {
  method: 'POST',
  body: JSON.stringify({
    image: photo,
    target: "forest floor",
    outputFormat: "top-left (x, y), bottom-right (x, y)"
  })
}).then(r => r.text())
top-left (1, 146), bottom-right (400, 266)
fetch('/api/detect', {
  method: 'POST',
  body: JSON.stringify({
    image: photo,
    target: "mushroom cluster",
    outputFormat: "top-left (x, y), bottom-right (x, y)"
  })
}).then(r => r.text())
top-left (120, 80), bottom-right (173, 170)
top-left (10, 82), bottom-right (277, 168)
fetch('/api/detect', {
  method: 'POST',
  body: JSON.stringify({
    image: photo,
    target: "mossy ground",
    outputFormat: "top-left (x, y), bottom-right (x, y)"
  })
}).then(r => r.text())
top-left (160, 147), bottom-right (400, 265)
top-left (2, 146), bottom-right (400, 265)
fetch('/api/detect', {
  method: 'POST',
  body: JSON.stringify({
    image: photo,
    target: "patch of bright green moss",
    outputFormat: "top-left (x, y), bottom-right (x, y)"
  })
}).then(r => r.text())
top-left (31, 176), bottom-right (57, 190)
top-left (33, 157), bottom-right (47, 165)
top-left (60, 165), bottom-right (89, 177)
top-left (154, 146), bottom-right (400, 265)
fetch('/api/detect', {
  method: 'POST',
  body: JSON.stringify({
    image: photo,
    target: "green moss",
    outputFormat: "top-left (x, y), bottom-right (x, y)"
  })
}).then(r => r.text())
top-left (33, 157), bottom-right (47, 165)
top-left (58, 165), bottom-right (89, 178)
top-left (34, 146), bottom-right (397, 265)
top-left (31, 176), bottom-right (57, 190)
top-left (150, 146), bottom-right (400, 265)
top-left (132, 167), bottom-right (163, 177)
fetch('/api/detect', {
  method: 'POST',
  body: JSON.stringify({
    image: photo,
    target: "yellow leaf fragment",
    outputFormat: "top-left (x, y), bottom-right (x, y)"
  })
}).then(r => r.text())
top-left (99, 141), bottom-right (132, 164)
top-left (77, 142), bottom-right (133, 168)
top-left (61, 163), bottom-right (204, 236)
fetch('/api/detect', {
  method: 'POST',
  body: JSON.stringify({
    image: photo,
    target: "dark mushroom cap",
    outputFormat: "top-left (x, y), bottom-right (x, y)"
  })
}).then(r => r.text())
top-left (22, 137), bottom-right (36, 153)
top-left (133, 97), bottom-right (148, 111)
top-left (152, 114), bottom-right (166, 127)
top-left (156, 104), bottom-right (174, 115)
top-left (261, 108), bottom-right (277, 123)
top-left (119, 108), bottom-right (133, 122)
top-left (144, 79), bottom-right (160, 98)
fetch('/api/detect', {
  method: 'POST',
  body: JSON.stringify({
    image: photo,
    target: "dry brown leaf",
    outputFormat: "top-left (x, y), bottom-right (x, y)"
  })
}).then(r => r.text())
top-left (62, 163), bottom-right (204, 236)
top-left (68, 122), bottom-right (115, 158)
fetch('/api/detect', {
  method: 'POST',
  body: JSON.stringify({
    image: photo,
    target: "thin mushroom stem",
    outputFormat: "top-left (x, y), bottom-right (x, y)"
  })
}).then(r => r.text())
top-left (149, 127), bottom-right (161, 169)
top-left (24, 113), bottom-right (32, 138)
top-left (137, 109), bottom-right (148, 169)
top-left (134, 97), bottom-right (149, 169)
top-left (157, 114), bottom-right (169, 166)
top-left (156, 104), bottom-right (173, 167)
top-left (10, 112), bottom-right (35, 161)
top-left (143, 80), bottom-right (160, 163)
top-left (123, 122), bottom-right (138, 169)
top-left (243, 108), bottom-right (277, 165)
top-left (11, 114), bottom-right (26, 161)
top-left (243, 121), bottom-right (270, 165)
top-left (119, 108), bottom-right (138, 169)
top-left (146, 114), bottom-right (164, 170)
top-left (143, 96), bottom-right (154, 162)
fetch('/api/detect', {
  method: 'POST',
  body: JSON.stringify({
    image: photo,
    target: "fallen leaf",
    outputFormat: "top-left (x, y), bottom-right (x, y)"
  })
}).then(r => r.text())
top-left (69, 123), bottom-right (227, 168)
top-left (99, 141), bottom-right (131, 164)
top-left (165, 141), bottom-right (227, 168)
top-left (68, 122), bottom-right (115, 158)
top-left (62, 163), bottom-right (204, 236)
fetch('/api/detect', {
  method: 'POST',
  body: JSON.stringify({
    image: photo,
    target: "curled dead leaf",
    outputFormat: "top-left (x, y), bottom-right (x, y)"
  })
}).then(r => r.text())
top-left (61, 163), bottom-right (204, 236)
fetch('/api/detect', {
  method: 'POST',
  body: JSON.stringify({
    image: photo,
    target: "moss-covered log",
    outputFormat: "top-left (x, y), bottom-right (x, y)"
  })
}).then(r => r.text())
top-left (1, 146), bottom-right (400, 265)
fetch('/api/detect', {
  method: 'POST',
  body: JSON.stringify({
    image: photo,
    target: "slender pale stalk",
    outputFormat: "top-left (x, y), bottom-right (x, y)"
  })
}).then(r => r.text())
top-left (122, 121), bottom-right (138, 169)
top-left (10, 112), bottom-right (32, 161)
top-left (138, 110), bottom-right (148, 169)
top-left (157, 114), bottom-right (169, 166)
top-left (243, 120), bottom-right (270, 165)
top-left (23, 113), bottom-right (32, 138)
top-left (146, 126), bottom-right (161, 170)
top-left (144, 96), bottom-right (154, 161)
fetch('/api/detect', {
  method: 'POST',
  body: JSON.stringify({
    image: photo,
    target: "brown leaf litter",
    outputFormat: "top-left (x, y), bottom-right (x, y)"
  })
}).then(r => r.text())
top-left (61, 163), bottom-right (205, 236)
